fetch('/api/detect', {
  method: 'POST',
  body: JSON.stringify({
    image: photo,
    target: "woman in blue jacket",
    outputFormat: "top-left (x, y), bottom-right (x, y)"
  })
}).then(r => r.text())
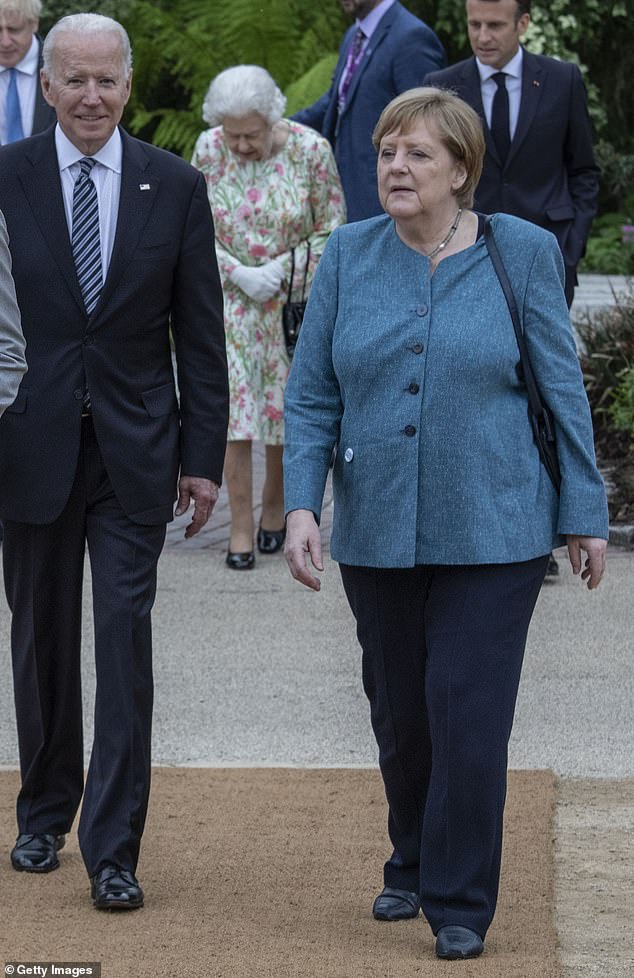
top-left (283, 87), bottom-right (608, 961)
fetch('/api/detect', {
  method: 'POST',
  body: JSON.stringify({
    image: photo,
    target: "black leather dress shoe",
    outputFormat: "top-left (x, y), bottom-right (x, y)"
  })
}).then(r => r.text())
top-left (372, 886), bottom-right (420, 920)
top-left (91, 865), bottom-right (144, 910)
top-left (11, 833), bottom-right (66, 873)
top-left (256, 525), bottom-right (286, 554)
top-left (226, 550), bottom-right (255, 570)
top-left (435, 925), bottom-right (484, 959)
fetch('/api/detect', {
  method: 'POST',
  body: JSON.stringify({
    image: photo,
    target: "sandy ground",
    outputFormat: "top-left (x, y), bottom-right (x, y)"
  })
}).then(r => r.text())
top-left (555, 779), bottom-right (634, 977)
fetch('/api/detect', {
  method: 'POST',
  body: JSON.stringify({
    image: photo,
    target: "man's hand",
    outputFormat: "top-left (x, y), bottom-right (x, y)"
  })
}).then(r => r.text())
top-left (175, 476), bottom-right (220, 538)
top-left (284, 508), bottom-right (323, 591)
top-left (566, 535), bottom-right (607, 589)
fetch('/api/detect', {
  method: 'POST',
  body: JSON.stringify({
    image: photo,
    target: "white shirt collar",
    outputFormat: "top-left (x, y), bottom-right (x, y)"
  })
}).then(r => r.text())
top-left (55, 124), bottom-right (123, 173)
top-left (476, 45), bottom-right (523, 83)
top-left (358, 0), bottom-right (395, 38)
top-left (0, 33), bottom-right (39, 76)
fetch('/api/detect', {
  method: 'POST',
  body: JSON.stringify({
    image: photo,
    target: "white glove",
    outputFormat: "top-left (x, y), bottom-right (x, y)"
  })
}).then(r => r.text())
top-left (230, 259), bottom-right (285, 302)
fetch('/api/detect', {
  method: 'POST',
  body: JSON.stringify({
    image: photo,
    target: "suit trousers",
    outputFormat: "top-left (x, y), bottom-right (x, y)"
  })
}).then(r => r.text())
top-left (2, 415), bottom-right (166, 876)
top-left (339, 555), bottom-right (549, 938)
top-left (564, 265), bottom-right (576, 309)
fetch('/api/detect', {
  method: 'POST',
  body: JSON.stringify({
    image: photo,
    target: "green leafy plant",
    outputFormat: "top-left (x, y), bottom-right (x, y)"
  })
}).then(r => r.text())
top-left (117, 0), bottom-right (346, 157)
top-left (581, 212), bottom-right (634, 275)
top-left (609, 366), bottom-right (634, 444)
top-left (578, 285), bottom-right (634, 453)
top-left (577, 285), bottom-right (634, 521)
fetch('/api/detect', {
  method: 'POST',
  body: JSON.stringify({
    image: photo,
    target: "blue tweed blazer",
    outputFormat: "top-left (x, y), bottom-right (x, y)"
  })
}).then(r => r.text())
top-left (283, 213), bottom-right (608, 567)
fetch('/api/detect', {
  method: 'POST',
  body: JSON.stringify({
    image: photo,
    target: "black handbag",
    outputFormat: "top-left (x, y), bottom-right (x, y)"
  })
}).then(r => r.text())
top-left (484, 217), bottom-right (562, 494)
top-left (282, 242), bottom-right (311, 359)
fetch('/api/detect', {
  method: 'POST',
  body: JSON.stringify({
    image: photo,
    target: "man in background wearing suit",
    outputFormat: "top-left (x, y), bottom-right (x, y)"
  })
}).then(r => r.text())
top-left (0, 13), bottom-right (228, 910)
top-left (425, 0), bottom-right (599, 577)
top-left (294, 0), bottom-right (445, 221)
top-left (0, 210), bottom-right (26, 411)
top-left (424, 0), bottom-right (599, 308)
top-left (0, 0), bottom-right (55, 143)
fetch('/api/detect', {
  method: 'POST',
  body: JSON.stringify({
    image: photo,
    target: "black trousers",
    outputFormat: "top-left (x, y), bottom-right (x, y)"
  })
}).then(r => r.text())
top-left (339, 556), bottom-right (548, 939)
top-left (3, 416), bottom-right (166, 876)
top-left (564, 264), bottom-right (576, 309)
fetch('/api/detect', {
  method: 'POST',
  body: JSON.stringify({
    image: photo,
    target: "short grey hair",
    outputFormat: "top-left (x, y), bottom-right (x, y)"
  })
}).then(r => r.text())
top-left (0, 0), bottom-right (41, 21)
top-left (42, 13), bottom-right (132, 79)
top-left (202, 65), bottom-right (286, 127)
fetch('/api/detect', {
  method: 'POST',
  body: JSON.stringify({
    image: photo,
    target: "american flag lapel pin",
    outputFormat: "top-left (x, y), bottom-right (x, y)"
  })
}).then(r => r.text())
top-left (139, 183), bottom-right (151, 190)
top-left (533, 80), bottom-right (540, 87)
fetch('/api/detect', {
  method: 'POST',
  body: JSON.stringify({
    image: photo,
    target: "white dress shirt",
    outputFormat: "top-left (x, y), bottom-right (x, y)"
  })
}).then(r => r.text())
top-left (55, 125), bottom-right (122, 276)
top-left (476, 46), bottom-right (524, 140)
top-left (0, 34), bottom-right (39, 143)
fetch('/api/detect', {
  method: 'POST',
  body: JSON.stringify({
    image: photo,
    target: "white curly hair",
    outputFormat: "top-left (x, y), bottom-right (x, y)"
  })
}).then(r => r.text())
top-left (202, 65), bottom-right (286, 127)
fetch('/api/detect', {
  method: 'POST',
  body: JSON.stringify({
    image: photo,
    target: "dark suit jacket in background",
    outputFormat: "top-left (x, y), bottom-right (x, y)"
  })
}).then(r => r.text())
top-left (294, 1), bottom-right (445, 221)
top-left (424, 50), bottom-right (599, 272)
top-left (0, 125), bottom-right (229, 526)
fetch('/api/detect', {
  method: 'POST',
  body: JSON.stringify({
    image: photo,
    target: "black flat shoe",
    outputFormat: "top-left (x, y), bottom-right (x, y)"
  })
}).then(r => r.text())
top-left (11, 832), bottom-right (66, 873)
top-left (91, 864), bottom-right (144, 910)
top-left (372, 886), bottom-right (420, 920)
top-left (226, 550), bottom-right (255, 570)
top-left (256, 525), bottom-right (286, 554)
top-left (435, 925), bottom-right (484, 959)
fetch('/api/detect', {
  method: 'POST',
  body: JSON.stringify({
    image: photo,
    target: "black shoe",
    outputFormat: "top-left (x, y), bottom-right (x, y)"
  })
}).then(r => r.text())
top-left (11, 833), bottom-right (66, 873)
top-left (546, 554), bottom-right (559, 577)
top-left (256, 526), bottom-right (286, 554)
top-left (226, 550), bottom-right (255, 570)
top-left (372, 886), bottom-right (420, 920)
top-left (91, 865), bottom-right (144, 910)
top-left (435, 925), bottom-right (484, 960)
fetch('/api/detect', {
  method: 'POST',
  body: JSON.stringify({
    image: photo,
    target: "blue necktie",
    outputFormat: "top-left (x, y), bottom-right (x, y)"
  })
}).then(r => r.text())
top-left (6, 68), bottom-right (24, 143)
top-left (72, 158), bottom-right (102, 315)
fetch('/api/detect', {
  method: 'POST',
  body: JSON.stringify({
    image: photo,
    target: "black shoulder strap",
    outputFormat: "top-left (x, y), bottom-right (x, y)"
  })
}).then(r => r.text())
top-left (483, 216), bottom-right (546, 422)
top-left (286, 242), bottom-right (312, 303)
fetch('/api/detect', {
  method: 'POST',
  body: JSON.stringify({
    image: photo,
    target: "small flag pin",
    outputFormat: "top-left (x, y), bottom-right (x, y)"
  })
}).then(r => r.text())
top-left (533, 80), bottom-right (540, 87)
top-left (139, 183), bottom-right (151, 190)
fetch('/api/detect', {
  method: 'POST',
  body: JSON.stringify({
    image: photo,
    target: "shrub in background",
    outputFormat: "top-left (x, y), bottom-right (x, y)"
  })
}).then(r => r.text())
top-left (577, 285), bottom-right (634, 461)
top-left (609, 366), bottom-right (634, 448)
top-left (578, 285), bottom-right (634, 520)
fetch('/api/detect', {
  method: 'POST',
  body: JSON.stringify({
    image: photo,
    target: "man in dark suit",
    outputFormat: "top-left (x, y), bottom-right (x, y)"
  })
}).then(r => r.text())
top-left (0, 13), bottom-right (228, 909)
top-left (424, 0), bottom-right (599, 307)
top-left (0, 0), bottom-right (55, 143)
top-left (294, 0), bottom-right (445, 221)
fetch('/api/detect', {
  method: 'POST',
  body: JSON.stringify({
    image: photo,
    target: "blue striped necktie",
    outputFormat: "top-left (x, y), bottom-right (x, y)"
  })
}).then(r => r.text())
top-left (6, 68), bottom-right (24, 143)
top-left (72, 157), bottom-right (102, 315)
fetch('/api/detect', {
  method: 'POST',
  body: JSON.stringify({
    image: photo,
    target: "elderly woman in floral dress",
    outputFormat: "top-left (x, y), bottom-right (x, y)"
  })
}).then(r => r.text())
top-left (192, 65), bottom-right (345, 569)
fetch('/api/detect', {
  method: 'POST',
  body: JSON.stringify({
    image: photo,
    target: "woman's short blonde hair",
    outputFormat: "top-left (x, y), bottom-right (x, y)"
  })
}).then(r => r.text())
top-left (372, 87), bottom-right (486, 208)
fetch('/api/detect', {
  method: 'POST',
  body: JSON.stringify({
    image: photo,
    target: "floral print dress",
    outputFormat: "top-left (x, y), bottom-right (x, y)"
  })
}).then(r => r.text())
top-left (192, 120), bottom-right (346, 444)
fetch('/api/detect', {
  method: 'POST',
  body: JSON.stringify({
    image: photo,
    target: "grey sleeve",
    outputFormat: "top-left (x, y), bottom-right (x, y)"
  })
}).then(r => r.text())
top-left (0, 209), bottom-right (27, 416)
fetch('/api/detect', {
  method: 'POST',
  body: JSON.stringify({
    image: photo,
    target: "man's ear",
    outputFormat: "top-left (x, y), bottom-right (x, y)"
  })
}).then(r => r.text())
top-left (40, 69), bottom-right (54, 107)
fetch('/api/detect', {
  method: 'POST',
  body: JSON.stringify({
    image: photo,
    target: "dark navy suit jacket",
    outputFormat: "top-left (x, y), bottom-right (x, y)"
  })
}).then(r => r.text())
top-left (0, 126), bottom-right (229, 526)
top-left (294, 1), bottom-right (445, 221)
top-left (424, 51), bottom-right (599, 270)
